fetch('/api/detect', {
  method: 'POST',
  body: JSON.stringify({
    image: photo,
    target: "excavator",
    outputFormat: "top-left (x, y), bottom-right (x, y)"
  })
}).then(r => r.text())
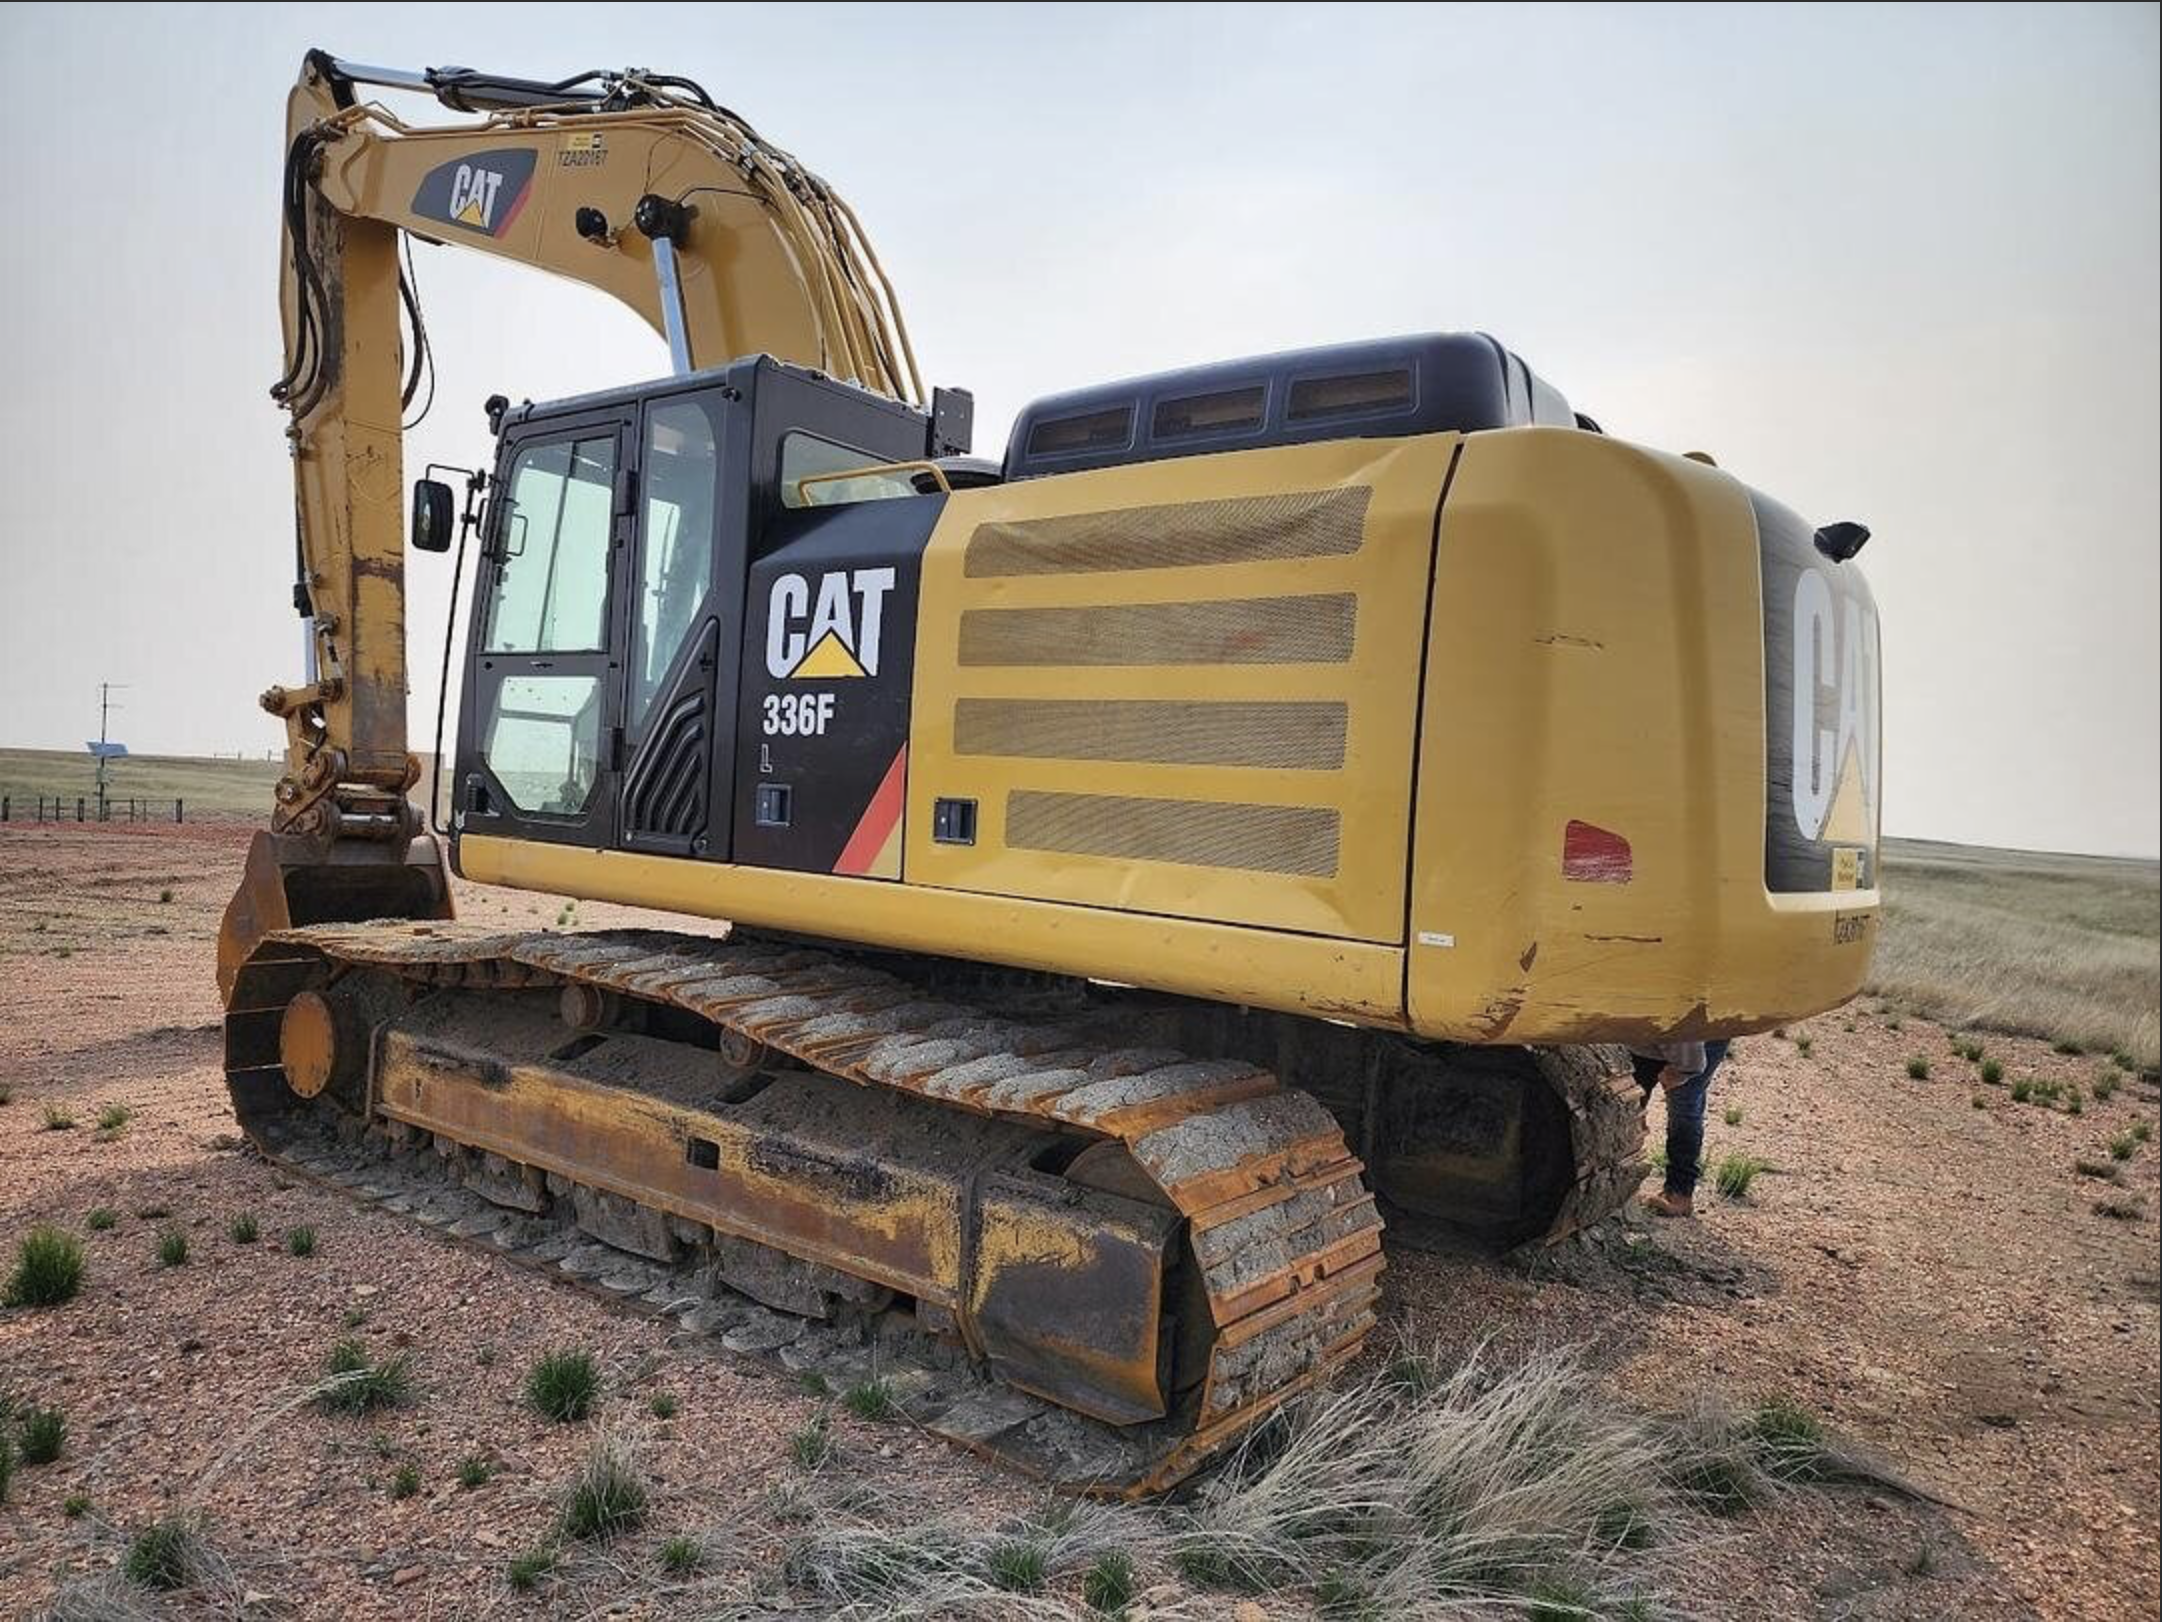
top-left (219, 51), bottom-right (1883, 1493)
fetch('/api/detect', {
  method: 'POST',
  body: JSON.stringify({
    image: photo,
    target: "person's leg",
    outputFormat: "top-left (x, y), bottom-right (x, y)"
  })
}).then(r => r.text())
top-left (1663, 1039), bottom-right (1730, 1201)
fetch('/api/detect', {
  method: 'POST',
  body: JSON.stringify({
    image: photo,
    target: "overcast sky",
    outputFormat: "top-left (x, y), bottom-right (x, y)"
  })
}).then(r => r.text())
top-left (1, 3), bottom-right (2155, 856)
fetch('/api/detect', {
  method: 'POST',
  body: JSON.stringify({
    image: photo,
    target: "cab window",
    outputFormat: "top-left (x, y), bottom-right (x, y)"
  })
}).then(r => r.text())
top-left (780, 432), bottom-right (919, 508)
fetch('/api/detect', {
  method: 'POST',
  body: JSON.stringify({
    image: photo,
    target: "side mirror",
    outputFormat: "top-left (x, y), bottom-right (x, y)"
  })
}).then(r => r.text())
top-left (411, 478), bottom-right (456, 553)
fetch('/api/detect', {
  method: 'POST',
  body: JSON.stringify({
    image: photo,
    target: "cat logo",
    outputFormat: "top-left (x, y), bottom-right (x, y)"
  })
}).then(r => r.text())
top-left (410, 148), bottom-right (538, 239)
top-left (1790, 566), bottom-right (1880, 851)
top-left (766, 568), bottom-right (897, 681)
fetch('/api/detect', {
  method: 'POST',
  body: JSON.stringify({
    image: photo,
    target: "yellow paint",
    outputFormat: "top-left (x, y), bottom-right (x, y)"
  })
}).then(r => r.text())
top-left (1819, 744), bottom-right (1873, 843)
top-left (792, 629), bottom-right (867, 679)
top-left (1404, 429), bottom-right (1880, 1043)
top-left (457, 834), bottom-right (1409, 1026)
top-left (864, 815), bottom-right (903, 880)
top-left (907, 437), bottom-right (1453, 942)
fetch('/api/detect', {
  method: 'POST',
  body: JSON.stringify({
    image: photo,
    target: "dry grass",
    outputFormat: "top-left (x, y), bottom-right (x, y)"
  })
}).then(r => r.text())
top-left (1871, 839), bottom-right (2159, 1068)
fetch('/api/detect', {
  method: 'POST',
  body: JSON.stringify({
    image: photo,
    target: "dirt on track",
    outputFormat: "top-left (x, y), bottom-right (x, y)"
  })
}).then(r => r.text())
top-left (2, 823), bottom-right (2157, 1620)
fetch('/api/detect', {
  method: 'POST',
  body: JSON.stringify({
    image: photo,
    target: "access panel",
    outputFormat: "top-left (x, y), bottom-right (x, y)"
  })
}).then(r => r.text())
top-left (732, 496), bottom-right (944, 877)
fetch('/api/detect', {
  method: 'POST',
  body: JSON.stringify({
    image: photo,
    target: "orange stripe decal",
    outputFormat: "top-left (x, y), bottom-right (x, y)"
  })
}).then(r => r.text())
top-left (833, 746), bottom-right (908, 877)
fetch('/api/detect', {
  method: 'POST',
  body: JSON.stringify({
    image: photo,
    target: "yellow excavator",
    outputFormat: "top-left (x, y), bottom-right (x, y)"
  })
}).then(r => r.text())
top-left (219, 52), bottom-right (1883, 1493)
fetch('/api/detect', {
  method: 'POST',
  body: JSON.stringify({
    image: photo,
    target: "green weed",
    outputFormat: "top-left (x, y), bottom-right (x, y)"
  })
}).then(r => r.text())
top-left (4, 1225), bottom-right (86, 1307)
top-left (528, 1350), bottom-right (600, 1422)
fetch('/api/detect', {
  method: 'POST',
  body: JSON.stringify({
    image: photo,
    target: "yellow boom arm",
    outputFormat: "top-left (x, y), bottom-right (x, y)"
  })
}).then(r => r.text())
top-left (221, 50), bottom-right (918, 989)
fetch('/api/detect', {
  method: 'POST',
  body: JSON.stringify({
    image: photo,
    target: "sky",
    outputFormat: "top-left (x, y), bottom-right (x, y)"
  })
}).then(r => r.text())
top-left (0, 2), bottom-right (2155, 856)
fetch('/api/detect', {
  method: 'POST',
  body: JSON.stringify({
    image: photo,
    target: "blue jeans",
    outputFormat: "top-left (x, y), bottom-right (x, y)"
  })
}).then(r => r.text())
top-left (1657, 1040), bottom-right (1730, 1197)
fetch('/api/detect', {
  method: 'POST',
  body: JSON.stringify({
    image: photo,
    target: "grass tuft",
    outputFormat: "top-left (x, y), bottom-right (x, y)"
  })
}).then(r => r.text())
top-left (1750, 1396), bottom-right (1831, 1482)
top-left (456, 1454), bottom-right (493, 1490)
top-left (1906, 1056), bottom-right (1930, 1081)
top-left (506, 1546), bottom-right (558, 1591)
top-left (5, 1224), bottom-right (87, 1307)
top-left (316, 1338), bottom-right (415, 1415)
top-left (2094, 1072), bottom-right (2120, 1102)
top-left (2055, 1039), bottom-right (2085, 1056)
top-left (18, 1404), bottom-right (67, 1465)
top-left (1723, 1105), bottom-right (1745, 1128)
top-left (648, 1391), bottom-right (678, 1420)
top-left (2094, 1195), bottom-right (2146, 1222)
top-left (1971, 1093), bottom-right (1987, 1111)
top-left (558, 1434), bottom-right (647, 1541)
top-left (63, 1492), bottom-right (90, 1519)
top-left (227, 1213), bottom-right (258, 1245)
top-left (85, 1208), bottom-right (118, 1232)
top-left (1979, 1059), bottom-right (2004, 1086)
top-left (2109, 1131), bottom-right (2138, 1162)
top-left (123, 1517), bottom-right (203, 1592)
top-left (527, 1349), bottom-right (601, 1422)
top-left (1714, 1154), bottom-right (1767, 1201)
top-left (660, 1533), bottom-right (702, 1575)
top-left (1083, 1549), bottom-right (1137, 1613)
top-left (285, 1225), bottom-right (317, 1257)
top-left (95, 1103), bottom-right (134, 1137)
top-left (2010, 1079), bottom-right (2033, 1104)
top-left (2075, 1157), bottom-right (2122, 1182)
top-left (2136, 1121), bottom-right (2154, 1143)
top-left (155, 1227), bottom-right (189, 1267)
top-left (42, 1103), bottom-right (76, 1131)
top-left (1795, 1036), bottom-right (1813, 1059)
top-left (389, 1462), bottom-right (421, 1500)
top-left (985, 1540), bottom-right (1048, 1593)
top-left (843, 1376), bottom-right (899, 1421)
top-left (790, 1410), bottom-right (834, 1470)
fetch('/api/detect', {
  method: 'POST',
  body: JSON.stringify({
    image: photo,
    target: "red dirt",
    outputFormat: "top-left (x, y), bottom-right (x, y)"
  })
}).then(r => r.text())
top-left (2, 821), bottom-right (2157, 1619)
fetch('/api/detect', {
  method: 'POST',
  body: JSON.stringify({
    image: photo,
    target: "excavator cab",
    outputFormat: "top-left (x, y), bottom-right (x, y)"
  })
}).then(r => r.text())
top-left (449, 357), bottom-right (943, 866)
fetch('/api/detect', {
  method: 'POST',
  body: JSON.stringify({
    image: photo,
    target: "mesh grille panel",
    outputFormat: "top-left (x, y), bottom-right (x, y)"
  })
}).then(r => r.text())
top-left (1006, 791), bottom-right (1340, 878)
top-left (956, 699), bottom-right (1347, 770)
top-left (958, 594), bottom-right (1357, 667)
top-left (965, 488), bottom-right (1370, 578)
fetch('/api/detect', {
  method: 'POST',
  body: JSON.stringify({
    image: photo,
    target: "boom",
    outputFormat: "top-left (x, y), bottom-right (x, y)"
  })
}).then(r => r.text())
top-left (223, 51), bottom-right (921, 987)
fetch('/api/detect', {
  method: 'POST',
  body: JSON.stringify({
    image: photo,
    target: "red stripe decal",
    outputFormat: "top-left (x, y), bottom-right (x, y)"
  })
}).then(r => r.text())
top-left (833, 746), bottom-right (908, 875)
top-left (494, 176), bottom-right (535, 237)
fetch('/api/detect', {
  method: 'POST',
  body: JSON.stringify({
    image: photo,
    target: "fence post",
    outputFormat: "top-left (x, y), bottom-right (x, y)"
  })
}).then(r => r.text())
top-left (175, 798), bottom-right (185, 824)
top-left (2, 795), bottom-right (8, 822)
top-left (76, 796), bottom-right (85, 822)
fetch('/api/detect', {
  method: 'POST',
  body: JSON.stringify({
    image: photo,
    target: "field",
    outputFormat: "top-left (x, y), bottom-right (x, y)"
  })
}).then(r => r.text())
top-left (1873, 838), bottom-right (2160, 1068)
top-left (0, 806), bottom-right (2157, 1618)
top-left (0, 748), bottom-right (283, 822)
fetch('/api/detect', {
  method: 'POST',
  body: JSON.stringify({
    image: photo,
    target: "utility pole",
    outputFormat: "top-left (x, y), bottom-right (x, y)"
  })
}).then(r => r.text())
top-left (94, 681), bottom-right (128, 821)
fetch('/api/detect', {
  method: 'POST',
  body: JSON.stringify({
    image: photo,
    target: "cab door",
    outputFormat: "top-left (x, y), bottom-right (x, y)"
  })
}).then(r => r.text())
top-left (457, 407), bottom-right (634, 851)
top-left (616, 390), bottom-right (738, 859)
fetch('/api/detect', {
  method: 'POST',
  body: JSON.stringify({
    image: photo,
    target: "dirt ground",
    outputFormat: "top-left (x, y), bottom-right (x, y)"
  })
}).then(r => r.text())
top-left (2, 822), bottom-right (2157, 1620)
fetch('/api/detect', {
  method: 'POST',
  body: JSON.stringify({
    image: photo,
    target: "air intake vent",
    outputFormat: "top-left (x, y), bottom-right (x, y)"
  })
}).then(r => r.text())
top-left (620, 624), bottom-right (714, 847)
top-left (956, 699), bottom-right (1347, 771)
top-left (1005, 791), bottom-right (1340, 878)
top-left (965, 488), bottom-right (1369, 579)
top-left (958, 594), bottom-right (1357, 667)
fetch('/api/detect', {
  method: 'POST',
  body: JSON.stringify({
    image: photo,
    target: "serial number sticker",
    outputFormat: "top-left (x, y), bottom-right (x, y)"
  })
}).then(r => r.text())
top-left (1830, 847), bottom-right (1862, 891)
top-left (1416, 931), bottom-right (1456, 948)
top-left (558, 132), bottom-right (607, 168)
top-left (1832, 911), bottom-right (1869, 945)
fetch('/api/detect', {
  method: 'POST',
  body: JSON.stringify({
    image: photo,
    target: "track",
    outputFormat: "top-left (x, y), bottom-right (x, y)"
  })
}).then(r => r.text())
top-left (223, 922), bottom-right (1386, 1494)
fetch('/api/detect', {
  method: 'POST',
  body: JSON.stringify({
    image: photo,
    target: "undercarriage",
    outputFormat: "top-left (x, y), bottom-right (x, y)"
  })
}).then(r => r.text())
top-left (224, 921), bottom-right (1643, 1493)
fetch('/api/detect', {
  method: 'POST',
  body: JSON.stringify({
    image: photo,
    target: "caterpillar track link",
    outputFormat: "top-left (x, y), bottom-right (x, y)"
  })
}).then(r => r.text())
top-left (224, 922), bottom-right (1387, 1494)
